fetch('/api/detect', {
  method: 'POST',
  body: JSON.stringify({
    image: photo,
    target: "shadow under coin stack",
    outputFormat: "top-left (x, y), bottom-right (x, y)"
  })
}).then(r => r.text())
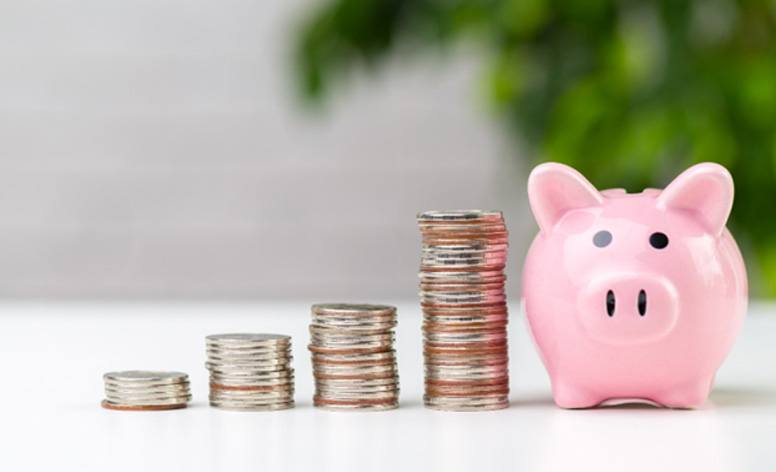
top-left (309, 304), bottom-right (400, 411)
top-left (102, 370), bottom-right (191, 411)
top-left (417, 210), bottom-right (510, 411)
top-left (206, 334), bottom-right (295, 411)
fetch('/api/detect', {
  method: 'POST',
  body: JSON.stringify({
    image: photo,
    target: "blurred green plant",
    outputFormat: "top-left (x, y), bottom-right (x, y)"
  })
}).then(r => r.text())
top-left (294, 0), bottom-right (776, 294)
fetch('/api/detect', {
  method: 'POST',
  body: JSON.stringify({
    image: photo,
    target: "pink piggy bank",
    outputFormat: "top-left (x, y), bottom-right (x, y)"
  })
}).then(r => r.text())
top-left (522, 162), bottom-right (747, 408)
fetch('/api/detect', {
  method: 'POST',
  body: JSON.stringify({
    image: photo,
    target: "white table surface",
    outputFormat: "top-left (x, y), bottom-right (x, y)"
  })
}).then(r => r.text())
top-left (1, 301), bottom-right (774, 471)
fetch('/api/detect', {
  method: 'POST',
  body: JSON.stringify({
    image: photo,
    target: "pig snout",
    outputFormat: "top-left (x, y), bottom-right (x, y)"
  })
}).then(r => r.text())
top-left (578, 273), bottom-right (679, 345)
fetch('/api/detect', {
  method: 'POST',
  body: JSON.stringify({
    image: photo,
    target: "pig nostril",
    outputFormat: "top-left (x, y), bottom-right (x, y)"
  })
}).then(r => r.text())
top-left (606, 290), bottom-right (615, 317)
top-left (638, 290), bottom-right (647, 316)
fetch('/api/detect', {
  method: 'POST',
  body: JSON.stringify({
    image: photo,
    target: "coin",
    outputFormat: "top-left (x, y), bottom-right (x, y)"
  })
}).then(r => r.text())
top-left (206, 333), bottom-right (290, 344)
top-left (309, 303), bottom-right (399, 411)
top-left (313, 397), bottom-right (399, 411)
top-left (208, 399), bottom-right (295, 411)
top-left (101, 400), bottom-right (188, 411)
top-left (423, 394), bottom-right (509, 411)
top-left (418, 210), bottom-right (511, 411)
top-left (102, 370), bottom-right (191, 411)
top-left (205, 333), bottom-right (295, 411)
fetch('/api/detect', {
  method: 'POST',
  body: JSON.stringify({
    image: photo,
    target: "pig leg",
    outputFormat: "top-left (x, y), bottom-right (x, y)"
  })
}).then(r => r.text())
top-left (551, 379), bottom-right (603, 409)
top-left (654, 378), bottom-right (713, 409)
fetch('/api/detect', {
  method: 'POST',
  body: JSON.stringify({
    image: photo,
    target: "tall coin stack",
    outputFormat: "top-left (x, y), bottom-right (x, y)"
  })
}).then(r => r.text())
top-left (309, 303), bottom-right (400, 411)
top-left (206, 333), bottom-right (295, 411)
top-left (417, 210), bottom-right (510, 411)
top-left (102, 370), bottom-right (191, 411)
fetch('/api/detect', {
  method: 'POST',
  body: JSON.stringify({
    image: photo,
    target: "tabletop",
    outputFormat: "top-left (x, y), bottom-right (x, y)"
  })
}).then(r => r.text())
top-left (0, 301), bottom-right (773, 471)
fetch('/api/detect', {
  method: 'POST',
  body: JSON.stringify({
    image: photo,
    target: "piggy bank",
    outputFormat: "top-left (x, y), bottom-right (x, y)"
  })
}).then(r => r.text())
top-left (522, 162), bottom-right (747, 408)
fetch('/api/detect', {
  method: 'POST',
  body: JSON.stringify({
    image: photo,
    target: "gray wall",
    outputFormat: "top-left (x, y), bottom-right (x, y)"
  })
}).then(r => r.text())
top-left (0, 0), bottom-right (532, 299)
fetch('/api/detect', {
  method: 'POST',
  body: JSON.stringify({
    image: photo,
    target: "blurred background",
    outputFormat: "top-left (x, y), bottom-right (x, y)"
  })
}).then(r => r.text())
top-left (1, 0), bottom-right (774, 300)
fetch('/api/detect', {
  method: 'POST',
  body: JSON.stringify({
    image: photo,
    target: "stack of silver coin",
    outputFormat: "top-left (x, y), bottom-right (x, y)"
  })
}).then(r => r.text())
top-left (417, 210), bottom-right (510, 411)
top-left (206, 333), bottom-right (295, 411)
top-left (309, 303), bottom-right (400, 410)
top-left (102, 370), bottom-right (191, 411)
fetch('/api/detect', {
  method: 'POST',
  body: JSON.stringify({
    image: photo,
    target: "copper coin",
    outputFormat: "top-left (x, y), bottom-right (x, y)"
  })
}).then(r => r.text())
top-left (101, 400), bottom-right (188, 411)
top-left (313, 396), bottom-right (399, 407)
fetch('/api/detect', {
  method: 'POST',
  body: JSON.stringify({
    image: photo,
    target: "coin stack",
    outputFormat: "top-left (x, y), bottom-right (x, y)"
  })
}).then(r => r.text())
top-left (417, 210), bottom-right (510, 411)
top-left (309, 303), bottom-right (400, 411)
top-left (206, 333), bottom-right (295, 411)
top-left (102, 370), bottom-right (191, 411)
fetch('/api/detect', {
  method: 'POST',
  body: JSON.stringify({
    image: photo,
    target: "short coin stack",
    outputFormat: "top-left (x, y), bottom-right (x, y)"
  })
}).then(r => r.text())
top-left (206, 333), bottom-right (295, 411)
top-left (417, 210), bottom-right (510, 411)
top-left (309, 303), bottom-right (399, 410)
top-left (102, 370), bottom-right (191, 411)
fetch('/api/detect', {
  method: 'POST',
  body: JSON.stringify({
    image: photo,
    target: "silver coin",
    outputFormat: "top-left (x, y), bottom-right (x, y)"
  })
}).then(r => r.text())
top-left (425, 371), bottom-right (508, 381)
top-left (310, 330), bottom-right (394, 341)
top-left (104, 385), bottom-right (191, 395)
top-left (206, 348), bottom-right (292, 357)
top-left (205, 347), bottom-right (292, 357)
top-left (424, 332), bottom-right (508, 343)
top-left (209, 399), bottom-right (295, 409)
top-left (211, 388), bottom-right (293, 399)
top-left (416, 209), bottom-right (502, 222)
top-left (105, 388), bottom-right (190, 398)
top-left (206, 358), bottom-right (291, 368)
top-left (421, 285), bottom-right (506, 294)
top-left (315, 374), bottom-right (398, 385)
top-left (103, 380), bottom-right (190, 391)
top-left (312, 314), bottom-right (396, 323)
top-left (420, 294), bottom-right (506, 305)
top-left (211, 380), bottom-right (294, 389)
top-left (103, 371), bottom-right (188, 384)
top-left (309, 342), bottom-right (395, 352)
top-left (423, 317), bottom-right (508, 327)
top-left (104, 394), bottom-right (193, 406)
top-left (206, 344), bottom-right (291, 353)
top-left (314, 366), bottom-right (397, 377)
top-left (312, 350), bottom-right (396, 362)
top-left (207, 333), bottom-right (290, 343)
top-left (315, 382), bottom-right (400, 393)
top-left (205, 359), bottom-right (292, 373)
top-left (311, 319), bottom-right (397, 331)
top-left (310, 332), bottom-right (395, 343)
top-left (419, 270), bottom-right (505, 281)
top-left (312, 303), bottom-right (396, 317)
top-left (316, 391), bottom-right (398, 402)
top-left (207, 368), bottom-right (293, 379)
top-left (209, 399), bottom-right (295, 411)
top-left (210, 369), bottom-right (294, 379)
top-left (105, 394), bottom-right (193, 405)
top-left (313, 399), bottom-right (399, 411)
top-left (310, 338), bottom-right (395, 349)
top-left (423, 395), bottom-right (509, 411)
top-left (425, 361), bottom-right (508, 372)
top-left (209, 371), bottom-right (295, 382)
top-left (211, 394), bottom-right (295, 404)
top-left (210, 388), bottom-right (294, 399)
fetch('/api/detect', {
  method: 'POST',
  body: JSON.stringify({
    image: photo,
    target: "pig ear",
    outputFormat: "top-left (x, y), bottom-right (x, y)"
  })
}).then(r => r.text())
top-left (527, 163), bottom-right (603, 233)
top-left (657, 163), bottom-right (734, 236)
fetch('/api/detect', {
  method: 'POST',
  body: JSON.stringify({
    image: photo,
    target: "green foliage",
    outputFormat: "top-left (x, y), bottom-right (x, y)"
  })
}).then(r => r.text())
top-left (294, 0), bottom-right (776, 295)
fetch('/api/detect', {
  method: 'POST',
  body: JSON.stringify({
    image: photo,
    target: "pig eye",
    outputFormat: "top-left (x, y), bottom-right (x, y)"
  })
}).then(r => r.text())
top-left (593, 230), bottom-right (612, 248)
top-left (649, 232), bottom-right (669, 249)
